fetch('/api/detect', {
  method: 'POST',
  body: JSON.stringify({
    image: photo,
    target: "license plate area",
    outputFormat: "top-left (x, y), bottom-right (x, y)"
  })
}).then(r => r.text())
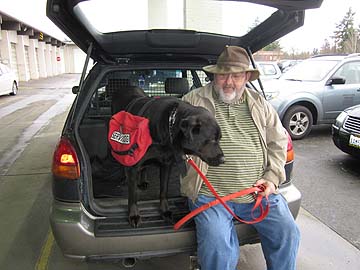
top-left (349, 134), bottom-right (360, 149)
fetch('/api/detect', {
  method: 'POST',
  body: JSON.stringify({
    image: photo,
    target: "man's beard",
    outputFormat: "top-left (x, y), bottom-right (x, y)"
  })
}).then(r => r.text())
top-left (215, 85), bottom-right (245, 104)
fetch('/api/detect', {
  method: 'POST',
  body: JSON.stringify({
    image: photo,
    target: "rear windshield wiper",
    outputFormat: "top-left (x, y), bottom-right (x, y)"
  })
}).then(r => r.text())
top-left (285, 78), bottom-right (302, 82)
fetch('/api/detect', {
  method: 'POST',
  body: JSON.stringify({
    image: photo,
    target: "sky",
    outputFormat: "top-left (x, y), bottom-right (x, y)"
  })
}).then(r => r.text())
top-left (0, 0), bottom-right (360, 53)
top-left (279, 0), bottom-right (360, 53)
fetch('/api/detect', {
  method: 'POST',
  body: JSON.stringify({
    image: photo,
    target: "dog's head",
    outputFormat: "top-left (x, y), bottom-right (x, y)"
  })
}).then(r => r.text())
top-left (179, 109), bottom-right (224, 166)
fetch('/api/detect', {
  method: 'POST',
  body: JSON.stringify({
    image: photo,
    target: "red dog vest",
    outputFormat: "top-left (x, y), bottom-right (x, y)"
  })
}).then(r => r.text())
top-left (108, 111), bottom-right (152, 166)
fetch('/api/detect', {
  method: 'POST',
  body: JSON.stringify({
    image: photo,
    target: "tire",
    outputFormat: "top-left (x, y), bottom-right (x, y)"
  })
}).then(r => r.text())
top-left (282, 105), bottom-right (313, 140)
top-left (10, 82), bottom-right (17, 96)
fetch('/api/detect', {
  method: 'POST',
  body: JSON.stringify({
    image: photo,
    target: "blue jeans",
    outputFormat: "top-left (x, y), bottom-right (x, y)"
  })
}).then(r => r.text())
top-left (188, 194), bottom-right (300, 270)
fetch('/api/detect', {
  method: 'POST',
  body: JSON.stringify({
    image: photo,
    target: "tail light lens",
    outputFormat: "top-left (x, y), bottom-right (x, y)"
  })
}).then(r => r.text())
top-left (52, 137), bottom-right (80, 180)
top-left (286, 131), bottom-right (294, 162)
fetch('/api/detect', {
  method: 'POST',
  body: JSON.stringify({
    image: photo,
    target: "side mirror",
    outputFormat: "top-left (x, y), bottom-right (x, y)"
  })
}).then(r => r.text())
top-left (326, 77), bottom-right (345, 86)
top-left (72, 86), bottom-right (79, 94)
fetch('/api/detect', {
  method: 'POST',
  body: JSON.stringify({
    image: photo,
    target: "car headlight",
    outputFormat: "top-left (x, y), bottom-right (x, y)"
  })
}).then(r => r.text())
top-left (335, 111), bottom-right (348, 127)
top-left (265, 91), bottom-right (280, 100)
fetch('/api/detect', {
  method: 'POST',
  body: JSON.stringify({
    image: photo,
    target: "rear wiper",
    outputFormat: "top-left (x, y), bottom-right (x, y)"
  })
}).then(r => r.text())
top-left (285, 78), bottom-right (302, 82)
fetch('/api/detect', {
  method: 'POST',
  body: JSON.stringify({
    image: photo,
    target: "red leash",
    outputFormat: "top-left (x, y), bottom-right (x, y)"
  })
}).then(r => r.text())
top-left (174, 156), bottom-right (270, 230)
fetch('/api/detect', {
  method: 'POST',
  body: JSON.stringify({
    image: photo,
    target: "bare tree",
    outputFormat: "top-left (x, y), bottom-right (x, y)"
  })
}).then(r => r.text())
top-left (320, 39), bottom-right (332, 54)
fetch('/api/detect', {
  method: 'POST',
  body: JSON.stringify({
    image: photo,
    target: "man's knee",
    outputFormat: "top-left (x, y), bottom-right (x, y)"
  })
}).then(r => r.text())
top-left (196, 216), bottom-right (232, 242)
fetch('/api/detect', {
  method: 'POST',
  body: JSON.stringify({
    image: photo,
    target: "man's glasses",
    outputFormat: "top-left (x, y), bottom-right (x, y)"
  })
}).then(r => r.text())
top-left (216, 73), bottom-right (246, 82)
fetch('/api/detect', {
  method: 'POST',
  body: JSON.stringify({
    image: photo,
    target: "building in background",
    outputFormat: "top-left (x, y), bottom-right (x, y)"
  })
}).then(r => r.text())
top-left (0, 10), bottom-right (89, 82)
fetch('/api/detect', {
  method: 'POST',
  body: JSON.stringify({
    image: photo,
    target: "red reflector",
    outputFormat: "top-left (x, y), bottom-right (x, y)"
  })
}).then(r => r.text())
top-left (52, 137), bottom-right (80, 179)
top-left (286, 131), bottom-right (294, 162)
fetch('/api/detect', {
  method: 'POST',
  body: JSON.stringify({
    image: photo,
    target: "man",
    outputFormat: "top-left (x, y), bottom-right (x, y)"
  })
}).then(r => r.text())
top-left (181, 46), bottom-right (300, 270)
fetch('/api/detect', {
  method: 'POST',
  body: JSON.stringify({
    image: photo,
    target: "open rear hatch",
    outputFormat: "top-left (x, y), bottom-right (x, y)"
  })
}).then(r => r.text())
top-left (46, 0), bottom-right (323, 63)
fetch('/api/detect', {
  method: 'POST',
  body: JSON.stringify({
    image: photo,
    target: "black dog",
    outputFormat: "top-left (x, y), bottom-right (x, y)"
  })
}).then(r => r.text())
top-left (111, 85), bottom-right (224, 228)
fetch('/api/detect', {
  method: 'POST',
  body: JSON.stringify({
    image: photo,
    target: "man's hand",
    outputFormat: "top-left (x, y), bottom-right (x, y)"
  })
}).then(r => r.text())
top-left (255, 179), bottom-right (277, 197)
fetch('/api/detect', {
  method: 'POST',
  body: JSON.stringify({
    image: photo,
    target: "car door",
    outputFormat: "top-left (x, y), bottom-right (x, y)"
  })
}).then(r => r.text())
top-left (322, 61), bottom-right (360, 121)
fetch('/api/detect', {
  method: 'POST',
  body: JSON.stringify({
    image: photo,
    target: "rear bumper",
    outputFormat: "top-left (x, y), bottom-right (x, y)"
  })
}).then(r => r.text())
top-left (50, 184), bottom-right (301, 261)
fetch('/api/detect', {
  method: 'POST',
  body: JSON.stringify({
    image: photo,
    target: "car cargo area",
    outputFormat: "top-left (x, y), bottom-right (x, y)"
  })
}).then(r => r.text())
top-left (77, 69), bottom-right (205, 232)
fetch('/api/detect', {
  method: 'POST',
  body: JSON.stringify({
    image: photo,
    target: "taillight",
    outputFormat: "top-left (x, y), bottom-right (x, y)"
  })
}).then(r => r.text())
top-left (286, 132), bottom-right (294, 162)
top-left (52, 137), bottom-right (80, 179)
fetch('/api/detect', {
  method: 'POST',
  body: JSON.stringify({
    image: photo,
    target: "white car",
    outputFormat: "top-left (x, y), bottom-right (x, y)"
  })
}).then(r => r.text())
top-left (0, 63), bottom-right (18, 96)
top-left (250, 61), bottom-right (282, 91)
top-left (257, 61), bottom-right (282, 80)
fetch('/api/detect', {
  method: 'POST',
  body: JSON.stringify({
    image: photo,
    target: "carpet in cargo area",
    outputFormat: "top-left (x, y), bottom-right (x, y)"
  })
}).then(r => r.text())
top-left (91, 155), bottom-right (185, 200)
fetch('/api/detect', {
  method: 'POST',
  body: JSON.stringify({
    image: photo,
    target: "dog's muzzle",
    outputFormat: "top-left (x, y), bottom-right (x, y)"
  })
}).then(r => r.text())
top-left (206, 154), bottom-right (225, 166)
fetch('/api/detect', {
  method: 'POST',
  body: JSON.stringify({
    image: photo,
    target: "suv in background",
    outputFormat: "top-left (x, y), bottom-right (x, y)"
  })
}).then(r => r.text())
top-left (47, 0), bottom-right (321, 268)
top-left (265, 54), bottom-right (360, 140)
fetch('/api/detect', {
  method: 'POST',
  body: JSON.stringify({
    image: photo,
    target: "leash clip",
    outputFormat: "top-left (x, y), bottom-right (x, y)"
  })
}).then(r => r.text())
top-left (185, 154), bottom-right (192, 161)
top-left (252, 183), bottom-right (266, 195)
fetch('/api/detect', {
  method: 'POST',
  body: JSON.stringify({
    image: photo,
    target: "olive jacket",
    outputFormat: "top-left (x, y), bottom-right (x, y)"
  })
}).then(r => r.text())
top-left (181, 83), bottom-right (288, 201)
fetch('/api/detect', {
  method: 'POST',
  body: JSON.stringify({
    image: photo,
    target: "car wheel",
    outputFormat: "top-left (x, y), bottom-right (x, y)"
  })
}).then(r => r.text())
top-left (10, 82), bottom-right (18, 96)
top-left (283, 105), bottom-right (313, 140)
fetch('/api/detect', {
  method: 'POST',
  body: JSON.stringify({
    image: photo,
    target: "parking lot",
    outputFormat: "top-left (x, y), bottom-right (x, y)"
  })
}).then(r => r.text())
top-left (0, 74), bottom-right (359, 270)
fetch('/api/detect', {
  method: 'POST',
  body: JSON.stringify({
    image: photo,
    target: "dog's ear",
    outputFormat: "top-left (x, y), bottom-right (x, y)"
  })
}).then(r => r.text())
top-left (179, 116), bottom-right (201, 141)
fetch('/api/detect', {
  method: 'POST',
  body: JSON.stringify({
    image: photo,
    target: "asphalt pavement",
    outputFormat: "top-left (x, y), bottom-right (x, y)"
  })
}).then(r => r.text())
top-left (0, 74), bottom-right (359, 270)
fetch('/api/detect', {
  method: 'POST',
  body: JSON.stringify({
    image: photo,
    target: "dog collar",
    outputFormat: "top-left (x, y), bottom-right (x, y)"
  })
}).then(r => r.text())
top-left (168, 106), bottom-right (177, 143)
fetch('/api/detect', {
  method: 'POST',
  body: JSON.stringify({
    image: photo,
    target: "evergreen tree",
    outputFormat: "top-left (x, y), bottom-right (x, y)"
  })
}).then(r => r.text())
top-left (332, 8), bottom-right (358, 53)
top-left (263, 40), bottom-right (282, 51)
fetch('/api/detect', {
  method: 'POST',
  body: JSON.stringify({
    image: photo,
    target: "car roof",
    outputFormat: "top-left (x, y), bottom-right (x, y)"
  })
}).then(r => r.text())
top-left (46, 0), bottom-right (323, 64)
top-left (310, 54), bottom-right (360, 61)
top-left (257, 61), bottom-right (279, 64)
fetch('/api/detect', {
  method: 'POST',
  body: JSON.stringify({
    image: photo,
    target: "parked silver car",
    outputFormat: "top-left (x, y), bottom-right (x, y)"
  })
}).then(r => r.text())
top-left (265, 54), bottom-right (360, 139)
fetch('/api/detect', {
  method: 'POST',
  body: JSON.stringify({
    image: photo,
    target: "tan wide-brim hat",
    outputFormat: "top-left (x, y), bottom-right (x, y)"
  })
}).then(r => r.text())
top-left (203, 45), bottom-right (260, 81)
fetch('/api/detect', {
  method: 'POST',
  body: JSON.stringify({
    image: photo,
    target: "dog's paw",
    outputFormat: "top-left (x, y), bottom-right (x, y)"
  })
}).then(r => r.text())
top-left (137, 181), bottom-right (149, 190)
top-left (129, 204), bottom-right (141, 228)
top-left (160, 199), bottom-right (173, 223)
top-left (161, 210), bottom-right (174, 224)
top-left (129, 215), bottom-right (142, 228)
